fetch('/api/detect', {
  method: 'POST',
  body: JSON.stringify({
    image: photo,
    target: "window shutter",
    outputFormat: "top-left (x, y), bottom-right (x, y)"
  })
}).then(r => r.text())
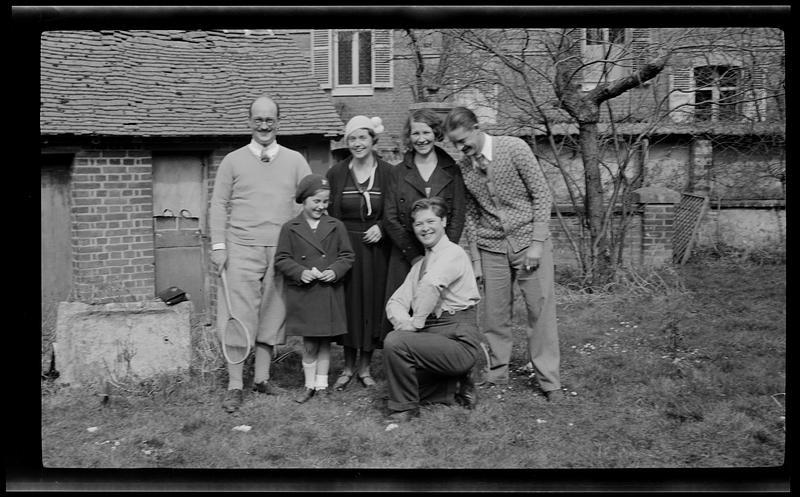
top-left (311, 29), bottom-right (332, 89)
top-left (372, 29), bottom-right (393, 88)
top-left (742, 66), bottom-right (767, 122)
top-left (669, 67), bottom-right (694, 123)
top-left (630, 28), bottom-right (651, 74)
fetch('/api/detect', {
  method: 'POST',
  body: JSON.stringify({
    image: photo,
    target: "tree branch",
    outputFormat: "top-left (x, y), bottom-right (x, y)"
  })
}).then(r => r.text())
top-left (589, 54), bottom-right (669, 105)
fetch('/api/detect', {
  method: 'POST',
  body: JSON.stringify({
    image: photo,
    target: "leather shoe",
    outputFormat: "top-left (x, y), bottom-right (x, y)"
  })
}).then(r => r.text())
top-left (254, 380), bottom-right (284, 395)
top-left (455, 374), bottom-right (477, 409)
top-left (358, 374), bottom-right (377, 388)
top-left (294, 387), bottom-right (316, 404)
top-left (222, 389), bottom-right (243, 413)
top-left (385, 409), bottom-right (419, 424)
top-left (333, 373), bottom-right (353, 391)
top-left (545, 389), bottom-right (564, 403)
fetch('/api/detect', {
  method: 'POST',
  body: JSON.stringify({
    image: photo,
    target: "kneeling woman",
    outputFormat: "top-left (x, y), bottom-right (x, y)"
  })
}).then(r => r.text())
top-left (275, 174), bottom-right (355, 403)
top-left (383, 197), bottom-right (483, 423)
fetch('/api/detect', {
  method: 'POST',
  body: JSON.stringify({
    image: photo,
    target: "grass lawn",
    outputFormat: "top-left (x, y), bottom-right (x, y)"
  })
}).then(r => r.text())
top-left (40, 258), bottom-right (785, 470)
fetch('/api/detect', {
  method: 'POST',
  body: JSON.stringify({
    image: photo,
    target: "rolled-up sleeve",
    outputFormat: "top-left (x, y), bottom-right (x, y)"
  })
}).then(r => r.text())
top-left (386, 273), bottom-right (414, 328)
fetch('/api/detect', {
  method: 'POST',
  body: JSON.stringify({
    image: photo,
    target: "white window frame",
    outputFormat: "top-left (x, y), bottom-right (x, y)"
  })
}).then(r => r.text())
top-left (693, 65), bottom-right (743, 122)
top-left (332, 29), bottom-right (374, 97)
top-left (584, 28), bottom-right (626, 46)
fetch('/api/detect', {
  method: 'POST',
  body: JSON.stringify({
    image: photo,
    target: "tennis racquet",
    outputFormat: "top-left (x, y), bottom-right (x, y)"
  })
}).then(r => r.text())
top-left (220, 269), bottom-right (252, 365)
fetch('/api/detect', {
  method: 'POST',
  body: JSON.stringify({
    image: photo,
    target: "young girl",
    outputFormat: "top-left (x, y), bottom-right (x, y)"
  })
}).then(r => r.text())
top-left (275, 174), bottom-right (355, 403)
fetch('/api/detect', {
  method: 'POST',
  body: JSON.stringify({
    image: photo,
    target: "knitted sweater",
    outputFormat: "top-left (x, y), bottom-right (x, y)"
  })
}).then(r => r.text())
top-left (458, 135), bottom-right (552, 254)
top-left (210, 144), bottom-right (311, 246)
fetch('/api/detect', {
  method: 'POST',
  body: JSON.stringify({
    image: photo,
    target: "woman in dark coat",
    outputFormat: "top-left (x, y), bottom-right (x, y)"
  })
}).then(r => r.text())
top-left (275, 174), bottom-right (355, 403)
top-left (326, 115), bottom-right (394, 390)
top-left (383, 108), bottom-right (467, 326)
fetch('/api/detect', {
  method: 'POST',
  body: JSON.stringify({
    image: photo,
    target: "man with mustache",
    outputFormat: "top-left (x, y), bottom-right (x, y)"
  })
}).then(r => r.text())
top-left (209, 95), bottom-right (312, 414)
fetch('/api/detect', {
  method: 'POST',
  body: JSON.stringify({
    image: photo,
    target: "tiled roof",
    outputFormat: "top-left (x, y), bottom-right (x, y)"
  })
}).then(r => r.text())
top-left (40, 30), bottom-right (344, 137)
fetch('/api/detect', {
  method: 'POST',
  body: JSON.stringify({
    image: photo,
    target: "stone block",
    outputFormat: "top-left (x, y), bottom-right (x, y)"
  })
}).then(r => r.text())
top-left (54, 300), bottom-right (192, 387)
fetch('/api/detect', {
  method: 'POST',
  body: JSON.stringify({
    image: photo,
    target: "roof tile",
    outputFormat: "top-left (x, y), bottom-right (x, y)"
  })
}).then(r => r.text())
top-left (41, 30), bottom-right (344, 137)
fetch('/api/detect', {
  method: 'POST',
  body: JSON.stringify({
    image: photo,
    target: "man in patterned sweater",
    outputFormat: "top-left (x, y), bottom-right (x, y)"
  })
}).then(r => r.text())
top-left (444, 107), bottom-right (562, 402)
top-left (209, 95), bottom-right (312, 414)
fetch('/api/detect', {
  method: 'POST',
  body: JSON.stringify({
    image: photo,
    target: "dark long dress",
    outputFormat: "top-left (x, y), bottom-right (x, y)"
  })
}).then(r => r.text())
top-left (326, 156), bottom-right (393, 351)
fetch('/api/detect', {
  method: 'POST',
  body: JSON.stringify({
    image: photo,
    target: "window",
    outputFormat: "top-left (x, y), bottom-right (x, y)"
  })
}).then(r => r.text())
top-left (693, 65), bottom-right (742, 122)
top-left (581, 28), bottom-right (627, 90)
top-left (585, 28), bottom-right (625, 46)
top-left (670, 63), bottom-right (760, 124)
top-left (336, 30), bottom-right (372, 86)
top-left (311, 29), bottom-right (393, 96)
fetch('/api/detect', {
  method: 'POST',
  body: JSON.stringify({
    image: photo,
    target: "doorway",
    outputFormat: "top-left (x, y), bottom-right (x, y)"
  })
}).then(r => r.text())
top-left (152, 153), bottom-right (209, 318)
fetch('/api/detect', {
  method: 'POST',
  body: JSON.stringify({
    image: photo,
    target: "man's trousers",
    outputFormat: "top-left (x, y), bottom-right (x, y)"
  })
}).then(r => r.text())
top-left (216, 242), bottom-right (286, 389)
top-left (479, 238), bottom-right (560, 392)
top-left (383, 308), bottom-right (480, 412)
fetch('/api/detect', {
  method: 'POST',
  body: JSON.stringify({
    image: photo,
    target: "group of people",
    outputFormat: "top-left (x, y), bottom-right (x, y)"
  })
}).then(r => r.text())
top-left (209, 95), bottom-right (562, 422)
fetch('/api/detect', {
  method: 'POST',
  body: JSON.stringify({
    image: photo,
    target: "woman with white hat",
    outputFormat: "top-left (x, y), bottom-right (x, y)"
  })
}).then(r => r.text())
top-left (325, 115), bottom-right (394, 390)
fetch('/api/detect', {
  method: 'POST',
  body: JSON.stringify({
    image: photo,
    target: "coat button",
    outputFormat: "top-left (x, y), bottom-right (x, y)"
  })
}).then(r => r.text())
top-left (301, 256), bottom-right (306, 259)
top-left (321, 254), bottom-right (326, 258)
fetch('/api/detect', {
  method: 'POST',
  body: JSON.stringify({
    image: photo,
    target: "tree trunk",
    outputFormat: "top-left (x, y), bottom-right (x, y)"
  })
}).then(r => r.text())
top-left (578, 122), bottom-right (611, 285)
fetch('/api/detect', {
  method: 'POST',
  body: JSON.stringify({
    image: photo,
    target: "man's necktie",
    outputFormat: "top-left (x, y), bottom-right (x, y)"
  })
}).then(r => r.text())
top-left (418, 248), bottom-right (432, 282)
top-left (472, 154), bottom-right (488, 172)
top-left (260, 148), bottom-right (271, 162)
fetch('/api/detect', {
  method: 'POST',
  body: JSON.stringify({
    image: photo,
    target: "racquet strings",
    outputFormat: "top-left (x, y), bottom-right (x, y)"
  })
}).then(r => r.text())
top-left (223, 316), bottom-right (250, 364)
top-left (220, 269), bottom-right (252, 364)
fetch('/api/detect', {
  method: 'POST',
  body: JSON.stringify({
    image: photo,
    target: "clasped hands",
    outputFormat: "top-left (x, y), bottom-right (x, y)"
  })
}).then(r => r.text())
top-left (300, 266), bottom-right (336, 284)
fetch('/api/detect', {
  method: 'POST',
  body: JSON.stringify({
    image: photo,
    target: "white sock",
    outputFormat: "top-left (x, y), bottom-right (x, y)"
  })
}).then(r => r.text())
top-left (302, 360), bottom-right (317, 389)
top-left (315, 374), bottom-right (328, 390)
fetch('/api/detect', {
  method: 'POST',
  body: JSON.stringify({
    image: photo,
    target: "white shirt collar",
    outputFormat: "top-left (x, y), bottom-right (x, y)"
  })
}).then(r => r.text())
top-left (248, 139), bottom-right (280, 161)
top-left (426, 234), bottom-right (451, 255)
top-left (479, 133), bottom-right (493, 162)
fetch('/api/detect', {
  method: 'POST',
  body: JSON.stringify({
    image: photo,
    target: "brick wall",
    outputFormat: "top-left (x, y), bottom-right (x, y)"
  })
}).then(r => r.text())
top-left (70, 149), bottom-right (155, 303)
top-left (633, 187), bottom-right (682, 266)
top-left (203, 144), bottom-right (239, 314)
top-left (549, 208), bottom-right (644, 269)
top-left (640, 204), bottom-right (676, 266)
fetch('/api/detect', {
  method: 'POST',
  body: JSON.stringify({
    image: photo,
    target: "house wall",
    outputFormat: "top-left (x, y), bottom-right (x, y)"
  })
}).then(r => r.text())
top-left (54, 28), bottom-right (785, 305)
top-left (59, 135), bottom-right (332, 308)
top-left (697, 203), bottom-right (786, 251)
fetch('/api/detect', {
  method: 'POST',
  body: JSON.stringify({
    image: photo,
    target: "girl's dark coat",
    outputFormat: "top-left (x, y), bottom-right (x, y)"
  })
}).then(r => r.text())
top-left (274, 213), bottom-right (355, 337)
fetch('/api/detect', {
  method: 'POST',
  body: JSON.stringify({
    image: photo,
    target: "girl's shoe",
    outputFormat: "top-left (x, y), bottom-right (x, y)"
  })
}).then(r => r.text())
top-left (333, 373), bottom-right (353, 391)
top-left (294, 387), bottom-right (315, 404)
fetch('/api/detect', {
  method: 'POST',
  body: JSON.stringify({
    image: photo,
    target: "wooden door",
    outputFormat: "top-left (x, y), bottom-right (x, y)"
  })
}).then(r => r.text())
top-left (41, 155), bottom-right (73, 304)
top-left (152, 153), bottom-right (208, 317)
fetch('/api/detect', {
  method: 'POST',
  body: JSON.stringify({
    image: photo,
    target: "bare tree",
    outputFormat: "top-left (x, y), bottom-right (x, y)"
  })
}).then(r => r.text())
top-left (400, 27), bottom-right (784, 286)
